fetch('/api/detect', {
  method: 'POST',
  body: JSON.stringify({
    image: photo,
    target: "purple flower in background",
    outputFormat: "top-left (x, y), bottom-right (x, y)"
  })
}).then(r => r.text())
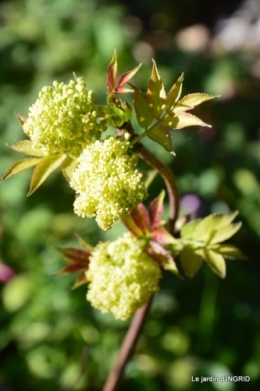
top-left (0, 262), bottom-right (15, 283)
top-left (181, 193), bottom-right (204, 217)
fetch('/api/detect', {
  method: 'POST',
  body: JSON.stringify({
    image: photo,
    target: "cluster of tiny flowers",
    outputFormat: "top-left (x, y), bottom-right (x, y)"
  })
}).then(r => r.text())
top-left (70, 136), bottom-right (148, 230)
top-left (86, 233), bottom-right (161, 320)
top-left (23, 77), bottom-right (107, 156)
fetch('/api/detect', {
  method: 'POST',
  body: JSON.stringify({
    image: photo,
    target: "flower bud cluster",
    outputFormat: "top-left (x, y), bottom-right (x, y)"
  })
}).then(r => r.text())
top-left (70, 136), bottom-right (148, 230)
top-left (86, 233), bottom-right (161, 320)
top-left (23, 77), bottom-right (107, 155)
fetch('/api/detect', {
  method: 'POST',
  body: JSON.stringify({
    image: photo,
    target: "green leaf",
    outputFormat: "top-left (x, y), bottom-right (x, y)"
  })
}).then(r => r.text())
top-left (165, 73), bottom-right (184, 113)
top-left (147, 59), bottom-right (166, 119)
top-left (116, 63), bottom-right (142, 93)
top-left (107, 49), bottom-right (118, 94)
top-left (180, 245), bottom-right (203, 278)
top-left (7, 140), bottom-right (46, 157)
top-left (210, 244), bottom-right (247, 260)
top-left (142, 169), bottom-right (158, 188)
top-left (28, 154), bottom-right (66, 195)
top-left (174, 93), bottom-right (219, 112)
top-left (209, 222), bottom-right (242, 244)
top-left (61, 155), bottom-right (78, 181)
top-left (180, 219), bottom-right (202, 239)
top-left (168, 112), bottom-right (211, 129)
top-left (203, 249), bottom-right (226, 278)
top-left (148, 126), bottom-right (173, 152)
top-left (15, 111), bottom-right (28, 127)
top-left (193, 211), bottom-right (239, 242)
top-left (130, 84), bottom-right (154, 129)
top-left (1, 157), bottom-right (42, 181)
top-left (75, 233), bottom-right (94, 252)
top-left (71, 272), bottom-right (88, 289)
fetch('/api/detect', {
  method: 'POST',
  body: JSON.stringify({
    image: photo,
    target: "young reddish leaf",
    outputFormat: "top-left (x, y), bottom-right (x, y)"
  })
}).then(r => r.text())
top-left (203, 249), bottom-right (226, 278)
top-left (166, 73), bottom-right (184, 113)
top-left (150, 227), bottom-right (177, 245)
top-left (180, 245), bottom-right (203, 278)
top-left (28, 153), bottom-right (66, 195)
top-left (149, 190), bottom-right (165, 228)
top-left (148, 241), bottom-right (179, 275)
top-left (61, 155), bottom-right (78, 182)
top-left (116, 63), bottom-right (142, 93)
top-left (55, 247), bottom-right (91, 266)
top-left (148, 126), bottom-right (173, 152)
top-left (72, 272), bottom-right (88, 289)
top-left (147, 59), bottom-right (166, 119)
top-left (57, 264), bottom-right (87, 275)
top-left (210, 244), bottom-right (247, 260)
top-left (129, 203), bottom-right (151, 234)
top-left (7, 140), bottom-right (46, 157)
top-left (1, 157), bottom-right (42, 181)
top-left (168, 112), bottom-right (211, 129)
top-left (121, 212), bottom-right (145, 238)
top-left (107, 49), bottom-right (118, 94)
top-left (130, 84), bottom-right (154, 129)
top-left (174, 93), bottom-right (219, 112)
top-left (15, 111), bottom-right (28, 127)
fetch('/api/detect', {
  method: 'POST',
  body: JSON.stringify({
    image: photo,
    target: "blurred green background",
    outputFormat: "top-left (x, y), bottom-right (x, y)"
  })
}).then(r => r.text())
top-left (0, 0), bottom-right (260, 390)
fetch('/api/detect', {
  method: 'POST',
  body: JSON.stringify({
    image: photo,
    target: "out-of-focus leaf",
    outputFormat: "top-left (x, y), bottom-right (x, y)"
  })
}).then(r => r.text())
top-left (148, 241), bottom-right (179, 276)
top-left (180, 219), bottom-right (202, 240)
top-left (129, 203), bottom-right (151, 234)
top-left (1, 157), bottom-right (42, 181)
top-left (203, 249), bottom-right (226, 278)
top-left (15, 111), bottom-right (28, 127)
top-left (147, 59), bottom-right (166, 119)
top-left (116, 63), bottom-right (142, 93)
top-left (149, 190), bottom-right (165, 229)
top-left (194, 212), bottom-right (239, 242)
top-left (121, 212), bottom-right (145, 238)
top-left (143, 169), bottom-right (158, 188)
top-left (28, 154), bottom-right (66, 195)
top-left (210, 244), bottom-right (247, 260)
top-left (75, 233), bottom-right (94, 252)
top-left (61, 155), bottom-right (78, 182)
top-left (148, 126), bottom-right (173, 152)
top-left (166, 73), bottom-right (184, 113)
top-left (174, 93), bottom-right (219, 112)
top-left (130, 84), bottom-right (154, 129)
top-left (55, 247), bottom-right (91, 266)
top-left (180, 245), bottom-right (203, 278)
top-left (209, 222), bottom-right (242, 244)
top-left (150, 227), bottom-right (177, 245)
top-left (107, 49), bottom-right (118, 94)
top-left (72, 272), bottom-right (88, 289)
top-left (7, 140), bottom-right (46, 157)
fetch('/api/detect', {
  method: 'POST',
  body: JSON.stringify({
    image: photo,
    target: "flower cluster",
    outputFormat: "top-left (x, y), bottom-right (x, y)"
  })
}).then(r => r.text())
top-left (86, 233), bottom-right (161, 320)
top-left (70, 136), bottom-right (148, 230)
top-left (23, 77), bottom-right (107, 156)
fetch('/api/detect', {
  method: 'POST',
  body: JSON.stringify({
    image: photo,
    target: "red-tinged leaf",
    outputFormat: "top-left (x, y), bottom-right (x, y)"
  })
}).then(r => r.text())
top-left (150, 227), bottom-right (177, 245)
top-left (167, 112), bottom-right (211, 129)
top-left (57, 264), bottom-right (87, 275)
top-left (72, 272), bottom-right (88, 289)
top-left (148, 126), bottom-right (173, 152)
top-left (7, 140), bottom-right (46, 157)
top-left (149, 191), bottom-right (165, 228)
top-left (148, 241), bottom-right (179, 275)
top-left (174, 93), bottom-right (219, 112)
top-left (180, 245), bottom-right (203, 278)
top-left (75, 233), bottom-right (94, 252)
top-left (107, 50), bottom-right (118, 94)
top-left (15, 111), bottom-right (28, 127)
top-left (116, 63), bottom-right (142, 91)
top-left (1, 157), bottom-right (42, 181)
top-left (147, 59), bottom-right (166, 119)
top-left (166, 73), bottom-right (184, 113)
top-left (121, 212), bottom-right (144, 238)
top-left (130, 84), bottom-right (154, 129)
top-left (55, 247), bottom-right (91, 265)
top-left (116, 86), bottom-right (134, 94)
top-left (129, 203), bottom-right (151, 234)
top-left (61, 155), bottom-right (78, 182)
top-left (28, 153), bottom-right (66, 195)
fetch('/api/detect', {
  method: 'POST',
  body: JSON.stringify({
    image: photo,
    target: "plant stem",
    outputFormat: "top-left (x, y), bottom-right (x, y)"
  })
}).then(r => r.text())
top-left (139, 144), bottom-right (179, 233)
top-left (102, 297), bottom-right (153, 391)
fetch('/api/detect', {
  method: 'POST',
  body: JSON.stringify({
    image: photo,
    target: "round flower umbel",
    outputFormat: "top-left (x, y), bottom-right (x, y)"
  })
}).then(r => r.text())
top-left (23, 77), bottom-right (107, 156)
top-left (70, 136), bottom-right (148, 230)
top-left (86, 233), bottom-right (161, 320)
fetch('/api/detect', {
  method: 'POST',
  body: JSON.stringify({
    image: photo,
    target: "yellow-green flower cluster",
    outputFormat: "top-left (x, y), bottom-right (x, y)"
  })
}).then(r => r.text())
top-left (86, 233), bottom-right (161, 320)
top-left (23, 77), bottom-right (107, 156)
top-left (70, 136), bottom-right (148, 230)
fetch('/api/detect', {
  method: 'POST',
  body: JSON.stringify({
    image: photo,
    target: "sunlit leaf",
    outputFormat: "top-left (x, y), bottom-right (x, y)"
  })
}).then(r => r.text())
top-left (194, 212), bottom-right (239, 242)
top-left (15, 111), bottom-right (28, 127)
top-left (130, 84), bottom-right (154, 129)
top-left (107, 49), bottom-right (118, 94)
top-left (209, 222), bottom-right (242, 244)
top-left (148, 126), bottom-right (173, 152)
top-left (150, 227), bottom-right (177, 245)
top-left (181, 219), bottom-right (202, 240)
top-left (180, 245), bottom-right (203, 278)
top-left (129, 203), bottom-right (151, 234)
top-left (1, 157), bottom-right (42, 181)
top-left (7, 140), bottom-right (46, 157)
top-left (210, 244), bottom-right (247, 260)
top-left (165, 73), bottom-right (184, 113)
top-left (168, 112), bottom-right (211, 129)
top-left (121, 212), bottom-right (145, 238)
top-left (203, 249), bottom-right (226, 278)
top-left (116, 63), bottom-right (142, 93)
top-left (28, 154), bottom-right (66, 195)
top-left (147, 59), bottom-right (166, 119)
top-left (61, 155), bottom-right (78, 181)
top-left (174, 93), bottom-right (219, 112)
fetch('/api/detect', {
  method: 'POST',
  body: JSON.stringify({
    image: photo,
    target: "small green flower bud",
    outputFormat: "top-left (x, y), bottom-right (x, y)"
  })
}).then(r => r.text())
top-left (23, 77), bottom-right (106, 156)
top-left (86, 233), bottom-right (161, 320)
top-left (70, 136), bottom-right (148, 230)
